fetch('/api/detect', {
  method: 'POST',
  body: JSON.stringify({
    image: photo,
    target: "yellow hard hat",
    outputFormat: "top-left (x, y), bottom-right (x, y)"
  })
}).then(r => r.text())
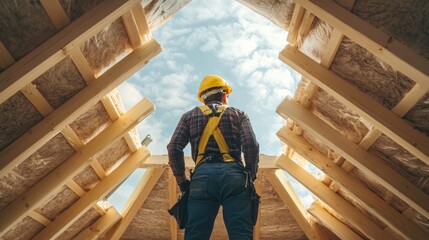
top-left (198, 75), bottom-right (233, 103)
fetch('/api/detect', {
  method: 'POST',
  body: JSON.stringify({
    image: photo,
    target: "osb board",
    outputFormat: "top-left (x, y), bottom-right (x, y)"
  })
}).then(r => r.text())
top-left (237, 0), bottom-right (295, 30)
top-left (311, 88), bottom-right (370, 144)
top-left (404, 92), bottom-right (429, 137)
top-left (55, 208), bottom-right (101, 240)
top-left (259, 170), bottom-right (307, 240)
top-left (2, 216), bottom-right (44, 240)
top-left (369, 134), bottom-right (429, 194)
top-left (352, 0), bottom-right (429, 59)
top-left (81, 18), bottom-right (131, 76)
top-left (0, 92), bottom-right (43, 151)
top-left (0, 1), bottom-right (57, 60)
top-left (0, 134), bottom-right (74, 211)
top-left (330, 37), bottom-right (415, 110)
top-left (35, 185), bottom-right (80, 221)
top-left (121, 170), bottom-right (170, 240)
top-left (96, 137), bottom-right (132, 173)
top-left (33, 56), bottom-right (86, 109)
top-left (59, 0), bottom-right (105, 22)
top-left (73, 165), bottom-right (101, 191)
top-left (69, 101), bottom-right (112, 144)
top-left (143, 0), bottom-right (193, 31)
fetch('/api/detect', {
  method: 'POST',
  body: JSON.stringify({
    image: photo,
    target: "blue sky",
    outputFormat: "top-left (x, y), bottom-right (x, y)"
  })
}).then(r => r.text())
top-left (109, 0), bottom-right (316, 211)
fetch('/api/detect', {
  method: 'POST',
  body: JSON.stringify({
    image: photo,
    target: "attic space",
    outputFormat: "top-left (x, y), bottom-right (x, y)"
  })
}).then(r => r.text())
top-left (0, 0), bottom-right (428, 239)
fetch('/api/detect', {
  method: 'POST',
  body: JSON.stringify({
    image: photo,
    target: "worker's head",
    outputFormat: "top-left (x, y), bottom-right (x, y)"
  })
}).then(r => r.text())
top-left (198, 75), bottom-right (233, 104)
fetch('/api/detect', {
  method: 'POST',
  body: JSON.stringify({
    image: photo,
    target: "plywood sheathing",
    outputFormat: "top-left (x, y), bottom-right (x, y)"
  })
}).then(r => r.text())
top-left (0, 1), bottom-right (57, 60)
top-left (0, 92), bottom-right (43, 151)
top-left (121, 170), bottom-right (171, 239)
top-left (55, 208), bottom-right (101, 240)
top-left (33, 57), bottom-right (86, 109)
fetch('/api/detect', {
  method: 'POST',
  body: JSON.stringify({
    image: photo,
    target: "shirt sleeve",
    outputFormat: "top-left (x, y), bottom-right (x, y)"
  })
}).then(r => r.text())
top-left (167, 114), bottom-right (190, 184)
top-left (239, 112), bottom-right (259, 180)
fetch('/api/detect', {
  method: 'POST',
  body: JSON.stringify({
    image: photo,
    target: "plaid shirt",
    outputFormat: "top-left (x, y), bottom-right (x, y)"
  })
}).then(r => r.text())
top-left (167, 101), bottom-right (259, 184)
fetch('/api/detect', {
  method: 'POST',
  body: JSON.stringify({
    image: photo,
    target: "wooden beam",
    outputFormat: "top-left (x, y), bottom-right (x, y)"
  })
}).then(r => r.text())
top-left (0, 0), bottom-right (141, 105)
top-left (0, 38), bottom-right (161, 178)
top-left (40, 0), bottom-right (70, 29)
top-left (122, 11), bottom-right (143, 48)
top-left (32, 146), bottom-right (150, 240)
top-left (265, 169), bottom-right (317, 240)
top-left (310, 219), bottom-right (334, 240)
top-left (287, 4), bottom-right (306, 46)
top-left (69, 49), bottom-right (96, 83)
top-left (0, 41), bottom-right (15, 69)
top-left (66, 180), bottom-right (86, 197)
top-left (276, 99), bottom-right (429, 219)
top-left (140, 155), bottom-right (279, 169)
top-left (0, 97), bottom-right (155, 235)
top-left (168, 169), bottom-right (178, 240)
top-left (320, 29), bottom-right (344, 67)
top-left (106, 167), bottom-right (166, 240)
top-left (296, 10), bottom-right (315, 46)
top-left (61, 125), bottom-right (85, 150)
top-left (20, 83), bottom-right (54, 116)
top-left (278, 126), bottom-right (428, 240)
top-left (308, 202), bottom-right (363, 240)
top-left (74, 207), bottom-right (122, 240)
top-left (131, 3), bottom-right (151, 42)
top-left (295, 0), bottom-right (429, 89)
top-left (28, 211), bottom-right (52, 226)
top-left (276, 154), bottom-right (389, 239)
top-left (280, 45), bottom-right (429, 165)
top-left (90, 159), bottom-right (108, 179)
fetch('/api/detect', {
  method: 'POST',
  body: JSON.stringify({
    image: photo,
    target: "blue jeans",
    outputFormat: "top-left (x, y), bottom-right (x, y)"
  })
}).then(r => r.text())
top-left (185, 161), bottom-right (253, 240)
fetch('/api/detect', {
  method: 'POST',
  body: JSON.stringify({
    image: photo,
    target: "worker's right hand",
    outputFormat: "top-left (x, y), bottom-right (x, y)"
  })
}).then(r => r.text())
top-left (179, 179), bottom-right (190, 192)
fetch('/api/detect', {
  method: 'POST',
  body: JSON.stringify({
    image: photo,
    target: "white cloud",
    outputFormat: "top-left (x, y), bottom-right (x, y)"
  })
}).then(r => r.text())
top-left (117, 81), bottom-right (144, 110)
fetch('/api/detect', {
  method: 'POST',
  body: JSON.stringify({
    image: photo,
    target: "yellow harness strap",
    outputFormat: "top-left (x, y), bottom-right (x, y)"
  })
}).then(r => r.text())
top-left (196, 105), bottom-right (234, 166)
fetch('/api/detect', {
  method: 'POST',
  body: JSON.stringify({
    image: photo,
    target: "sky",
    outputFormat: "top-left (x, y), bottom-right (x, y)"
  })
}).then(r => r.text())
top-left (108, 0), bottom-right (316, 211)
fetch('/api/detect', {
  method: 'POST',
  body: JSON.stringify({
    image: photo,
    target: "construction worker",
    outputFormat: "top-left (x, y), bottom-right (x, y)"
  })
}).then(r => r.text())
top-left (167, 75), bottom-right (260, 239)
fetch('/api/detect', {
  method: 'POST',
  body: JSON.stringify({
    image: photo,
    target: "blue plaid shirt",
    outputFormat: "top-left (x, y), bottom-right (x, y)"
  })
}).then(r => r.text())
top-left (167, 101), bottom-right (259, 184)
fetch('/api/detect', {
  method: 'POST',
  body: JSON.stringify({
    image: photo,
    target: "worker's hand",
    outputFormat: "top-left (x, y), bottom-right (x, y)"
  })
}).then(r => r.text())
top-left (179, 179), bottom-right (190, 193)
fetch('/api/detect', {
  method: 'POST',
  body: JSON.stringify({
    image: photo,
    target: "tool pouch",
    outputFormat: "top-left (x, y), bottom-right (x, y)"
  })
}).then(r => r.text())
top-left (249, 176), bottom-right (260, 226)
top-left (168, 188), bottom-right (189, 229)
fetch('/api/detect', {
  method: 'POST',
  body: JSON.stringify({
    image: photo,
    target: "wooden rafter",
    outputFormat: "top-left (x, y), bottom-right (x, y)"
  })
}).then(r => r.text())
top-left (296, 11), bottom-right (315, 46)
top-left (278, 126), bottom-right (428, 240)
top-left (0, 97), bottom-right (155, 236)
top-left (168, 169), bottom-right (178, 240)
top-left (106, 167), bottom-right (166, 239)
top-left (0, 41), bottom-right (15, 70)
top-left (287, 4), bottom-right (306, 46)
top-left (295, 0), bottom-right (429, 89)
top-left (74, 207), bottom-right (122, 240)
top-left (32, 146), bottom-right (150, 240)
top-left (131, 3), bottom-right (152, 42)
top-left (122, 10), bottom-right (143, 48)
top-left (69, 49), bottom-right (96, 83)
top-left (276, 99), bottom-right (429, 219)
top-left (0, 39), bottom-right (161, 178)
top-left (0, 0), bottom-right (141, 105)
top-left (39, 0), bottom-right (70, 29)
top-left (308, 202), bottom-right (363, 240)
top-left (276, 154), bottom-right (389, 239)
top-left (265, 169), bottom-right (317, 240)
top-left (280, 45), bottom-right (429, 164)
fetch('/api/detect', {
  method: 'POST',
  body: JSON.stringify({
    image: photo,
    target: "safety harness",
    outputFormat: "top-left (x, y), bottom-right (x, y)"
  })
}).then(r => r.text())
top-left (195, 105), bottom-right (235, 167)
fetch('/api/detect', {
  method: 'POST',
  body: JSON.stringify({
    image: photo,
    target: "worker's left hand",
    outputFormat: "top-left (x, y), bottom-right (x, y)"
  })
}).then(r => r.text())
top-left (179, 179), bottom-right (190, 192)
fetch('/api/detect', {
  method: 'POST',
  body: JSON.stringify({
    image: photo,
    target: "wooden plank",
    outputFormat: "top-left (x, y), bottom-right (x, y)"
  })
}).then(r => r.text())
top-left (66, 180), bottom-right (86, 197)
top-left (265, 169), bottom-right (317, 240)
top-left (0, 98), bottom-right (155, 236)
top-left (287, 4), bottom-right (306, 46)
top-left (0, 0), bottom-right (141, 105)
top-left (40, 0), bottom-right (70, 29)
top-left (61, 125), bottom-right (85, 150)
top-left (310, 219), bottom-right (334, 240)
top-left (0, 39), bottom-right (161, 178)
top-left (140, 155), bottom-right (279, 169)
top-left (276, 99), bottom-right (429, 219)
top-left (391, 85), bottom-right (427, 116)
top-left (106, 167), bottom-right (166, 240)
top-left (20, 84), bottom-right (54, 116)
top-left (320, 29), bottom-right (344, 67)
top-left (32, 146), bottom-right (150, 240)
top-left (295, 0), bottom-right (429, 89)
top-left (297, 10), bottom-right (315, 46)
top-left (122, 10), bottom-right (143, 48)
top-left (131, 3), bottom-right (151, 42)
top-left (168, 169), bottom-right (178, 240)
top-left (278, 126), bottom-right (428, 240)
top-left (28, 211), bottom-right (52, 226)
top-left (0, 41), bottom-right (15, 69)
top-left (69, 48), bottom-right (96, 83)
top-left (90, 159), bottom-right (108, 179)
top-left (74, 207), bottom-right (122, 240)
top-left (276, 154), bottom-right (389, 239)
top-left (279, 45), bottom-right (429, 164)
top-left (308, 202), bottom-right (363, 240)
